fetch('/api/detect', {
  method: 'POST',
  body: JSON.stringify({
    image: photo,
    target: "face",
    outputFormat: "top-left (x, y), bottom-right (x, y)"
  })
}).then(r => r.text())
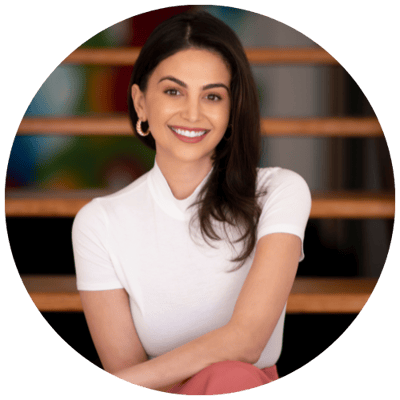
top-left (132, 48), bottom-right (231, 167)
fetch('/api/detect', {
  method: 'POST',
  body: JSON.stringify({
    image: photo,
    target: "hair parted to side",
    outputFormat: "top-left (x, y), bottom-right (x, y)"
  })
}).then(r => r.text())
top-left (128, 10), bottom-right (265, 270)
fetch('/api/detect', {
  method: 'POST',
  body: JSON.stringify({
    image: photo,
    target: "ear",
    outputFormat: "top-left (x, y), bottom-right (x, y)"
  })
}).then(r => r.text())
top-left (131, 84), bottom-right (147, 121)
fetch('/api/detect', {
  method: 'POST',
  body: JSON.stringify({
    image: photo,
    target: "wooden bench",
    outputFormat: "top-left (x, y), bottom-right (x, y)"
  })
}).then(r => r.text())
top-left (21, 275), bottom-right (378, 314)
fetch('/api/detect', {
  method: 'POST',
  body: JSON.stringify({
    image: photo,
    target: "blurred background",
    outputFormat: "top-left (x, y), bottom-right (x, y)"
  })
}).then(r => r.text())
top-left (5, 5), bottom-right (394, 378)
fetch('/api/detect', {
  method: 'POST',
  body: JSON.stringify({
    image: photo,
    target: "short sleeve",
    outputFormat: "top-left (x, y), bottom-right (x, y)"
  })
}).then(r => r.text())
top-left (72, 199), bottom-right (124, 291)
top-left (257, 168), bottom-right (312, 261)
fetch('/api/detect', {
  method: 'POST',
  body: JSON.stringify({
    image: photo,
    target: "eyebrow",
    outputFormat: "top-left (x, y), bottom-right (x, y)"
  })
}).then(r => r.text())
top-left (158, 76), bottom-right (230, 93)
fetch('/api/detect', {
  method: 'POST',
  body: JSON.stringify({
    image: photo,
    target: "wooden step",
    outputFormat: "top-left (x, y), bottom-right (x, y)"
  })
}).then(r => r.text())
top-left (62, 47), bottom-right (339, 66)
top-left (5, 190), bottom-right (395, 219)
top-left (310, 191), bottom-right (395, 219)
top-left (17, 116), bottom-right (382, 137)
top-left (20, 275), bottom-right (377, 314)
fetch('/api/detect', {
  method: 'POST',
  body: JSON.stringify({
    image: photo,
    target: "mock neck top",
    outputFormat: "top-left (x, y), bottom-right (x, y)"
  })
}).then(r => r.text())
top-left (147, 161), bottom-right (212, 220)
top-left (72, 163), bottom-right (311, 368)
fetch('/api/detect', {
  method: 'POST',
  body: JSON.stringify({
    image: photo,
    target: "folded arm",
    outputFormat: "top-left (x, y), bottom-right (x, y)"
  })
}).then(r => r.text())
top-left (80, 232), bottom-right (301, 391)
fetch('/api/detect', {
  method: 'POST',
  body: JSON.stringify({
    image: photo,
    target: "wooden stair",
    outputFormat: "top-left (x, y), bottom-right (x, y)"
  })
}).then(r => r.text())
top-left (21, 275), bottom-right (377, 314)
top-left (61, 47), bottom-right (339, 66)
top-left (17, 116), bottom-right (382, 137)
top-left (9, 45), bottom-right (392, 317)
top-left (5, 189), bottom-right (395, 219)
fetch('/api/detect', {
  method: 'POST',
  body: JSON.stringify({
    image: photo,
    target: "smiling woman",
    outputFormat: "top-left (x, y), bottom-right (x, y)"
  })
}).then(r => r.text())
top-left (72, 10), bottom-right (311, 395)
top-left (131, 48), bottom-right (231, 195)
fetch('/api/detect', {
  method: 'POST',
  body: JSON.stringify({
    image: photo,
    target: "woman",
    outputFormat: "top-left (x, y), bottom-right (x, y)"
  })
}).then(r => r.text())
top-left (72, 10), bottom-right (311, 395)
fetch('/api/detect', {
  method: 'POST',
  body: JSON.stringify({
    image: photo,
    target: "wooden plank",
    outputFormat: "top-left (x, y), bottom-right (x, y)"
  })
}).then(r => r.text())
top-left (17, 116), bottom-right (383, 137)
top-left (21, 275), bottom-right (377, 313)
top-left (311, 191), bottom-right (395, 219)
top-left (260, 117), bottom-right (382, 137)
top-left (63, 47), bottom-right (141, 65)
top-left (245, 48), bottom-right (338, 65)
top-left (17, 115), bottom-right (131, 135)
top-left (5, 198), bottom-right (89, 217)
top-left (22, 275), bottom-right (81, 312)
top-left (5, 190), bottom-right (395, 218)
top-left (62, 47), bottom-right (338, 66)
top-left (5, 189), bottom-right (109, 217)
top-left (288, 277), bottom-right (377, 313)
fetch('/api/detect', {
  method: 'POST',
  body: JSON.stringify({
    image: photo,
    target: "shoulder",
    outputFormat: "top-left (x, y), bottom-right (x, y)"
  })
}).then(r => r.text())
top-left (256, 167), bottom-right (312, 247)
top-left (73, 171), bottom-right (150, 233)
top-left (256, 167), bottom-right (312, 220)
top-left (257, 167), bottom-right (311, 199)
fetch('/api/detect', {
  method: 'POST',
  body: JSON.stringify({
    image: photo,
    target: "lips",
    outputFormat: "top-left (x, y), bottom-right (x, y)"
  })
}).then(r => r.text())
top-left (168, 125), bottom-right (209, 143)
top-left (168, 125), bottom-right (209, 137)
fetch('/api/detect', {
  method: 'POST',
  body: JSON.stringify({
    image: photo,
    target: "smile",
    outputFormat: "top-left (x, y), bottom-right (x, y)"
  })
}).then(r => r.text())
top-left (169, 126), bottom-right (208, 138)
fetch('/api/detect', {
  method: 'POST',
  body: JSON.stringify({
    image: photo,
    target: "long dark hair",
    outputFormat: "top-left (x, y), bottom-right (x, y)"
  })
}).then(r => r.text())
top-left (128, 10), bottom-right (264, 269)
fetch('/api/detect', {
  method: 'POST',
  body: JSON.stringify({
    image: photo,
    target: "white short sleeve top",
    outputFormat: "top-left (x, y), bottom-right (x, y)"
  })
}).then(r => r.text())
top-left (72, 162), bottom-right (311, 368)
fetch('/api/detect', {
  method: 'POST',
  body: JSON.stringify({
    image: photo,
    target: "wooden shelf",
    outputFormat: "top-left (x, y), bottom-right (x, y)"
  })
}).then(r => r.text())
top-left (17, 116), bottom-right (383, 137)
top-left (20, 275), bottom-right (377, 314)
top-left (5, 190), bottom-right (395, 218)
top-left (62, 47), bottom-right (339, 66)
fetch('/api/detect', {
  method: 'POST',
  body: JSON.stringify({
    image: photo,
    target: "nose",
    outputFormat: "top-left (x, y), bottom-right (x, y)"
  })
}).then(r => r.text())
top-left (181, 96), bottom-right (201, 122)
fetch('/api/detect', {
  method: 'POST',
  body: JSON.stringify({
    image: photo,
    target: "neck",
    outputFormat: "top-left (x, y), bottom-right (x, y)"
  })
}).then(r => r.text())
top-left (155, 155), bottom-right (213, 200)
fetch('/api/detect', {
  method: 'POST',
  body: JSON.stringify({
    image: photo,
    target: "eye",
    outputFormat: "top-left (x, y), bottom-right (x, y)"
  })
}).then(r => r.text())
top-left (164, 88), bottom-right (181, 96)
top-left (206, 93), bottom-right (222, 101)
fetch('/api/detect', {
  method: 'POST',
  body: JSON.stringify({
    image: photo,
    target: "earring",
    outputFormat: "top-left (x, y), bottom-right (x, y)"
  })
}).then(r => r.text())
top-left (136, 119), bottom-right (150, 137)
top-left (223, 126), bottom-right (233, 141)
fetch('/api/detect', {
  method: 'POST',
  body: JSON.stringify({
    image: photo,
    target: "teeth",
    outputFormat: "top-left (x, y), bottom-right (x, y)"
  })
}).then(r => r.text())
top-left (171, 127), bottom-right (207, 137)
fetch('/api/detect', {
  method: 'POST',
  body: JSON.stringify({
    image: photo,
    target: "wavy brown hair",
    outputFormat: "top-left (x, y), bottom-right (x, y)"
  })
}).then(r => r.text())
top-left (128, 10), bottom-right (265, 269)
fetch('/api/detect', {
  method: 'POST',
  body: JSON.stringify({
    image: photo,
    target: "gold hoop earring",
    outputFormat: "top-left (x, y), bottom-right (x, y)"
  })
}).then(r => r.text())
top-left (136, 119), bottom-right (150, 137)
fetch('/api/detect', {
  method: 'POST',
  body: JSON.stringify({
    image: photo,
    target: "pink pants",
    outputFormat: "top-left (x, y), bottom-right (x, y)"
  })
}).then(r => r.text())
top-left (167, 360), bottom-right (279, 395)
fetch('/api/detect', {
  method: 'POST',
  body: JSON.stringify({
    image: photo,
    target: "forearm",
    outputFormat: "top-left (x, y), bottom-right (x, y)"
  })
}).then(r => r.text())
top-left (112, 322), bottom-right (257, 390)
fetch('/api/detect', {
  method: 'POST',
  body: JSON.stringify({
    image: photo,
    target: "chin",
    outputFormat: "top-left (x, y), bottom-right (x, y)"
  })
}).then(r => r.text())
top-left (174, 150), bottom-right (213, 164)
